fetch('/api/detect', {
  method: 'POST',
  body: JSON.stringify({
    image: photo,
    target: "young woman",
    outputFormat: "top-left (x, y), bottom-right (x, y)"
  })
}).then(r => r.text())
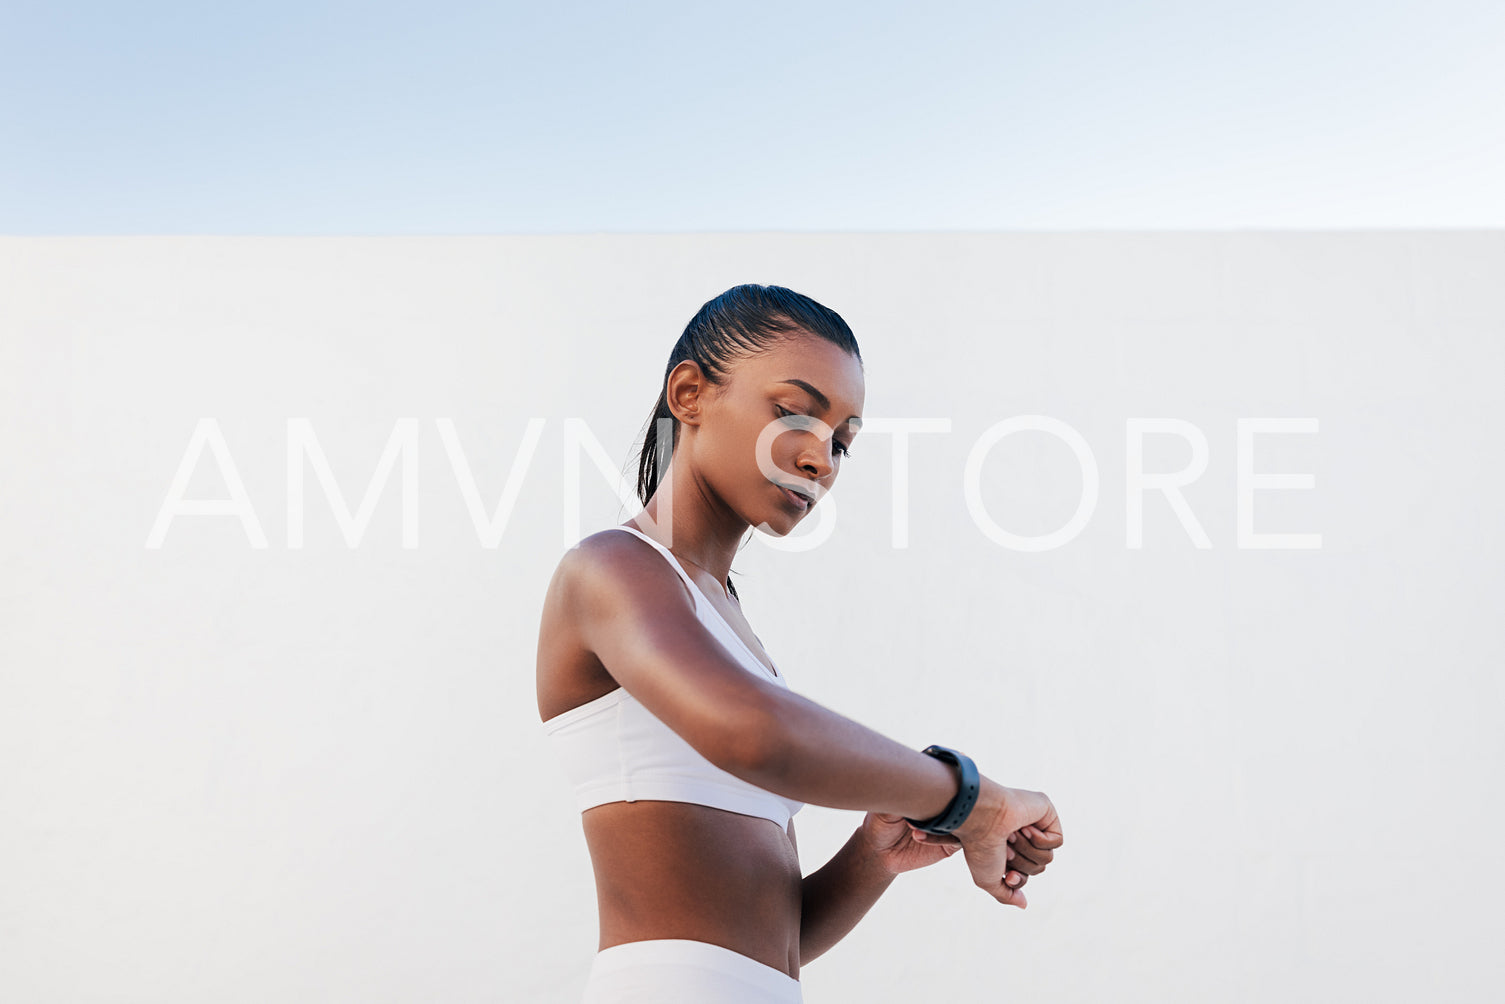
top-left (537, 284), bottom-right (1064, 1003)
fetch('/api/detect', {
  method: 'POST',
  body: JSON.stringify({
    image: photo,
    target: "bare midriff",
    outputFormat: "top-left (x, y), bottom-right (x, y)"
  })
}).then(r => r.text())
top-left (582, 799), bottom-right (802, 980)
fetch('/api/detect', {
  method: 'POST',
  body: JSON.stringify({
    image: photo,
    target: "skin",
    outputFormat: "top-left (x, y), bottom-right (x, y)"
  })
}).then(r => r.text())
top-left (536, 331), bottom-right (1064, 981)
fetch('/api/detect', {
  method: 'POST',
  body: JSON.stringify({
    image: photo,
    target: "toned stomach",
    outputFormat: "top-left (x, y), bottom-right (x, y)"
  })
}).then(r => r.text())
top-left (582, 799), bottom-right (803, 980)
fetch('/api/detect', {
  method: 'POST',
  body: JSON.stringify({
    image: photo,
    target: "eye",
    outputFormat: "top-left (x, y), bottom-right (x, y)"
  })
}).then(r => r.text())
top-left (776, 405), bottom-right (853, 460)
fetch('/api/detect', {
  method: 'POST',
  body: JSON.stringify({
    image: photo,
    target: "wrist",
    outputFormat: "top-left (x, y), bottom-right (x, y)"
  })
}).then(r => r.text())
top-left (951, 776), bottom-right (1008, 843)
top-left (903, 745), bottom-right (980, 835)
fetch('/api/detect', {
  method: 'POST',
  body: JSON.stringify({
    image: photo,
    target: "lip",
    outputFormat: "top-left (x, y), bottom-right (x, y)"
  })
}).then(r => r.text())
top-left (777, 483), bottom-right (812, 511)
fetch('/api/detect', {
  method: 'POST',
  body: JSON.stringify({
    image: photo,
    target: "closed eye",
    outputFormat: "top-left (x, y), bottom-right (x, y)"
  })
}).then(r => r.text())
top-left (776, 405), bottom-right (853, 459)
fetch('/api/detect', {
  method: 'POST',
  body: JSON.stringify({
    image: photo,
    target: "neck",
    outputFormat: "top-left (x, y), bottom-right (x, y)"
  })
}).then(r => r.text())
top-left (633, 469), bottom-right (749, 591)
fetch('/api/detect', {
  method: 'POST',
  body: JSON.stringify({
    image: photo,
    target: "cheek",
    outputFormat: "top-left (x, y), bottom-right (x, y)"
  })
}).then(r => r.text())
top-left (727, 414), bottom-right (773, 466)
top-left (702, 416), bottom-right (769, 480)
top-left (751, 420), bottom-right (807, 478)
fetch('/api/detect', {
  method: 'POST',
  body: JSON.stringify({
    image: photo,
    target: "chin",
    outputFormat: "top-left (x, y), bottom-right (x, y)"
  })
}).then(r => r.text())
top-left (764, 505), bottom-right (812, 538)
top-left (753, 508), bottom-right (802, 537)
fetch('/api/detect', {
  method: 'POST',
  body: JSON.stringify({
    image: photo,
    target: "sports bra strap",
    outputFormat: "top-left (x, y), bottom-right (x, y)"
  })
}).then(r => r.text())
top-left (604, 524), bottom-right (705, 599)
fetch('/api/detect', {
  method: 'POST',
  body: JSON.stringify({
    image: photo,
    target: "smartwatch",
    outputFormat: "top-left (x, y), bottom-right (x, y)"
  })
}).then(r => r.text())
top-left (903, 744), bottom-right (980, 835)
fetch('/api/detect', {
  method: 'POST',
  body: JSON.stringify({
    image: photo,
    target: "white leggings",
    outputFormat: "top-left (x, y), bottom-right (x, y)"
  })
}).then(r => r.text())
top-left (581, 938), bottom-right (803, 1003)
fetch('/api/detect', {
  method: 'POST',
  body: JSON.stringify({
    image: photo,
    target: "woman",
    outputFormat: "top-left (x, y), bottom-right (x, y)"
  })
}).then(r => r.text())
top-left (537, 284), bottom-right (1063, 1003)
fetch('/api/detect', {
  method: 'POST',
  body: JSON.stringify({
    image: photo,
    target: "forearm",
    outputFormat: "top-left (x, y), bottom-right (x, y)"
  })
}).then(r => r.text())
top-left (799, 825), bottom-right (897, 965)
top-left (733, 687), bottom-right (967, 820)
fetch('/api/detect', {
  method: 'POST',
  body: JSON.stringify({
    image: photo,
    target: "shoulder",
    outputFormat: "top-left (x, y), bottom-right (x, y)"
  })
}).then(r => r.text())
top-left (546, 527), bottom-right (781, 768)
top-left (552, 527), bottom-right (696, 615)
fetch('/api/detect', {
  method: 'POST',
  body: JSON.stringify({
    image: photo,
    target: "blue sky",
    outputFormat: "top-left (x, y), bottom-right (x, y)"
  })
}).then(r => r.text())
top-left (2, 0), bottom-right (1502, 232)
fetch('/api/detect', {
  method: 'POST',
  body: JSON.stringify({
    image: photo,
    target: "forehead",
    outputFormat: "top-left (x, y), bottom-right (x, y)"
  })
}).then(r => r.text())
top-left (731, 336), bottom-right (865, 415)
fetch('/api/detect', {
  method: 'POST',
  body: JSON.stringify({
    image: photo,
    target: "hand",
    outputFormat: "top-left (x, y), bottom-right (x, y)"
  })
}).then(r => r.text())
top-left (1002, 823), bottom-right (1062, 891)
top-left (951, 777), bottom-right (1064, 909)
top-left (860, 811), bottom-right (961, 875)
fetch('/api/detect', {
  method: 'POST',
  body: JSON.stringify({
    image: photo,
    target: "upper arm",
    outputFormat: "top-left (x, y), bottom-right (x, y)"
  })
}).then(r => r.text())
top-left (559, 532), bottom-right (784, 771)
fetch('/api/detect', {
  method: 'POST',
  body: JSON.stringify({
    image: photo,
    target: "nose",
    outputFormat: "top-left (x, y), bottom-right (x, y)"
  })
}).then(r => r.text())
top-left (796, 439), bottom-right (835, 481)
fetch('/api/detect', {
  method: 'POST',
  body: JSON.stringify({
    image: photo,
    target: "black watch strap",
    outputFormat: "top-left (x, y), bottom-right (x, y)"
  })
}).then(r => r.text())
top-left (903, 744), bottom-right (980, 835)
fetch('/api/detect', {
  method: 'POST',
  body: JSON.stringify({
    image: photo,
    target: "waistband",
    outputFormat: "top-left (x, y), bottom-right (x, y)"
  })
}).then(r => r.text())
top-left (590, 938), bottom-right (800, 998)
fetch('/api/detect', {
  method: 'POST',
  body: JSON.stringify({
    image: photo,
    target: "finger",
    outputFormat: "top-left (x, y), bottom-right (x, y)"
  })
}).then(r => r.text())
top-left (1011, 842), bottom-right (1047, 873)
top-left (1022, 827), bottom-right (1061, 856)
top-left (1025, 823), bottom-right (1065, 850)
top-left (1009, 841), bottom-right (1054, 873)
top-left (981, 872), bottom-right (1029, 908)
top-left (966, 852), bottom-right (1030, 907)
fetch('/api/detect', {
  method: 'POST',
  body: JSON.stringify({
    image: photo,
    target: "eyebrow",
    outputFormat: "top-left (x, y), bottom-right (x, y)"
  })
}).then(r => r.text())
top-left (778, 379), bottom-right (862, 428)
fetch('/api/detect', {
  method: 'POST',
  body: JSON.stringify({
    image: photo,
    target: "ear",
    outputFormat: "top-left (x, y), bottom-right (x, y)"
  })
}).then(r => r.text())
top-left (665, 359), bottom-right (707, 428)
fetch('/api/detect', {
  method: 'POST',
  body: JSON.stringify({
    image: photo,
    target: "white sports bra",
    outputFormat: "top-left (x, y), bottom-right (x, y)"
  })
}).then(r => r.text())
top-left (540, 524), bottom-right (805, 830)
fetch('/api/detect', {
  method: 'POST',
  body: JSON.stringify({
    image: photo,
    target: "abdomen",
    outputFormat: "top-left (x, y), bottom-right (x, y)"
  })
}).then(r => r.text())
top-left (582, 799), bottom-right (802, 978)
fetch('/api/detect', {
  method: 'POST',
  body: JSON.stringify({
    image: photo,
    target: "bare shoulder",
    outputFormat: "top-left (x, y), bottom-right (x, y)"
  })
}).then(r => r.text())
top-left (541, 526), bottom-right (780, 769)
top-left (538, 529), bottom-right (684, 723)
top-left (554, 526), bottom-right (697, 615)
top-left (553, 527), bottom-right (704, 665)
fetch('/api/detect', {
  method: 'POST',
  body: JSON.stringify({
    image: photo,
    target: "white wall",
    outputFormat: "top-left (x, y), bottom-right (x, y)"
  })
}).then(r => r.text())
top-left (2, 233), bottom-right (1499, 1002)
